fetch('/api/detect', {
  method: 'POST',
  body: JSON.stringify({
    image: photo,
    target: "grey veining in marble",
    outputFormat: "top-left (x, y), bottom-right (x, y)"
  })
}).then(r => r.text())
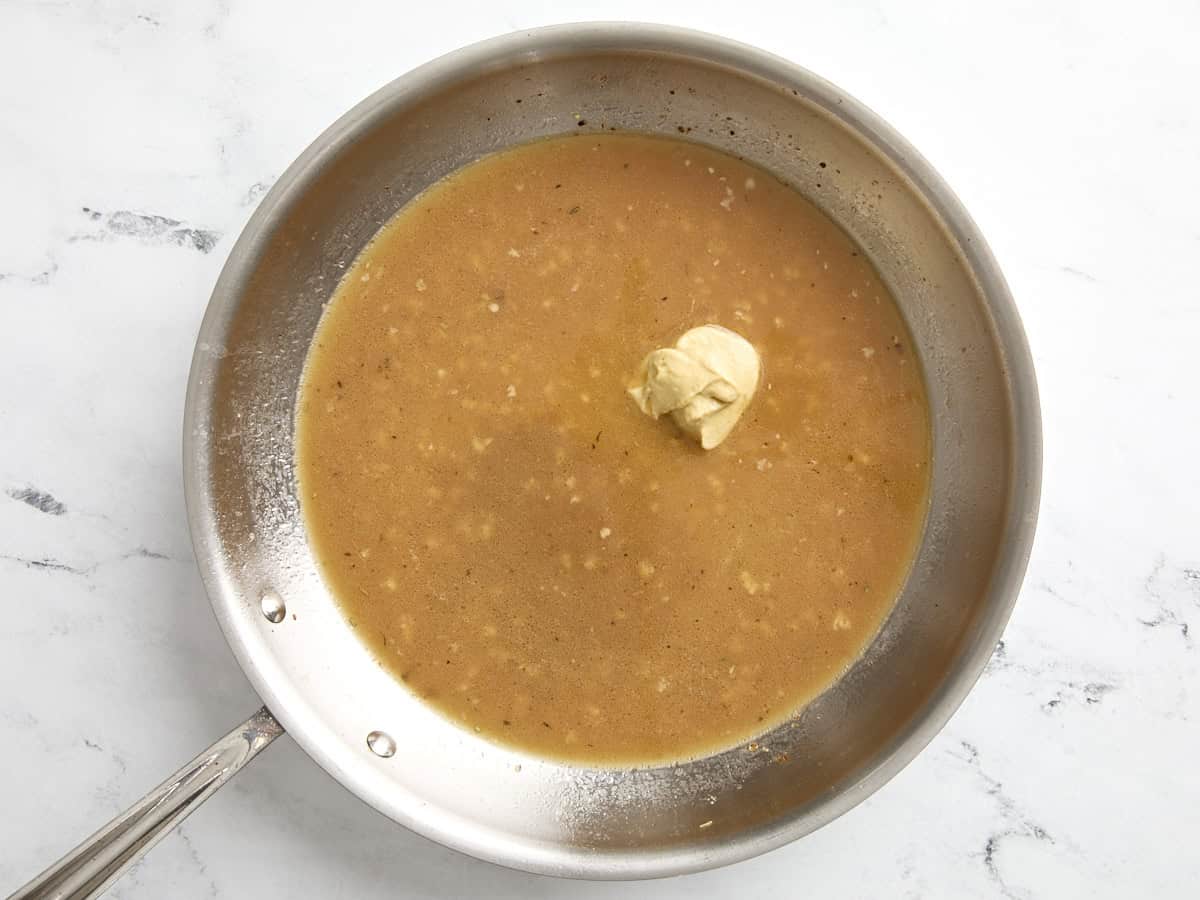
top-left (1, 0), bottom-right (1197, 897)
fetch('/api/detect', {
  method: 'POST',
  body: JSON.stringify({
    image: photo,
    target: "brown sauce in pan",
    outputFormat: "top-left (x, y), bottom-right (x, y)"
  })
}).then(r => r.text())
top-left (296, 134), bottom-right (930, 764)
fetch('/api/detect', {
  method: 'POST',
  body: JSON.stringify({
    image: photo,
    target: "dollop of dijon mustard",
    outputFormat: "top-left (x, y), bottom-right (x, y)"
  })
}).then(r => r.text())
top-left (628, 325), bottom-right (761, 449)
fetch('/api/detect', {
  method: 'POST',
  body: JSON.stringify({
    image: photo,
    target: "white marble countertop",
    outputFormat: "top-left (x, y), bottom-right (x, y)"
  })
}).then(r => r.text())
top-left (2, 1), bottom-right (1197, 897)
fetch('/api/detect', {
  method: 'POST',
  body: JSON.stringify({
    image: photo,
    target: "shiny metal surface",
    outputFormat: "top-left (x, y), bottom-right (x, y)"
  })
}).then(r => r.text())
top-left (366, 731), bottom-right (398, 759)
top-left (10, 709), bottom-right (282, 900)
top-left (182, 24), bottom-right (1041, 879)
top-left (260, 589), bottom-right (287, 624)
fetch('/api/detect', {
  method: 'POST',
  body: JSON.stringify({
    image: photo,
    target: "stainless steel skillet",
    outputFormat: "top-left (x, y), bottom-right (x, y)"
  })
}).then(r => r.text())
top-left (13, 22), bottom-right (1040, 898)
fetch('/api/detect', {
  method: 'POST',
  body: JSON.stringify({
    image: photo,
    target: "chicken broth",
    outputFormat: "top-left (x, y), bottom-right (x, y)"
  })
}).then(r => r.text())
top-left (296, 133), bottom-right (930, 764)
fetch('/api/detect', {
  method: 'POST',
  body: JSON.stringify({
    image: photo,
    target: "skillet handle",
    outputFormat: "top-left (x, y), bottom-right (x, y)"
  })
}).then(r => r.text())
top-left (10, 707), bottom-right (283, 900)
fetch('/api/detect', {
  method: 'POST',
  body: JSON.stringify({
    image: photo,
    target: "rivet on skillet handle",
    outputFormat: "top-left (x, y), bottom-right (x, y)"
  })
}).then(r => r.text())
top-left (367, 730), bottom-right (397, 758)
top-left (9, 707), bottom-right (284, 900)
top-left (261, 590), bottom-right (287, 623)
